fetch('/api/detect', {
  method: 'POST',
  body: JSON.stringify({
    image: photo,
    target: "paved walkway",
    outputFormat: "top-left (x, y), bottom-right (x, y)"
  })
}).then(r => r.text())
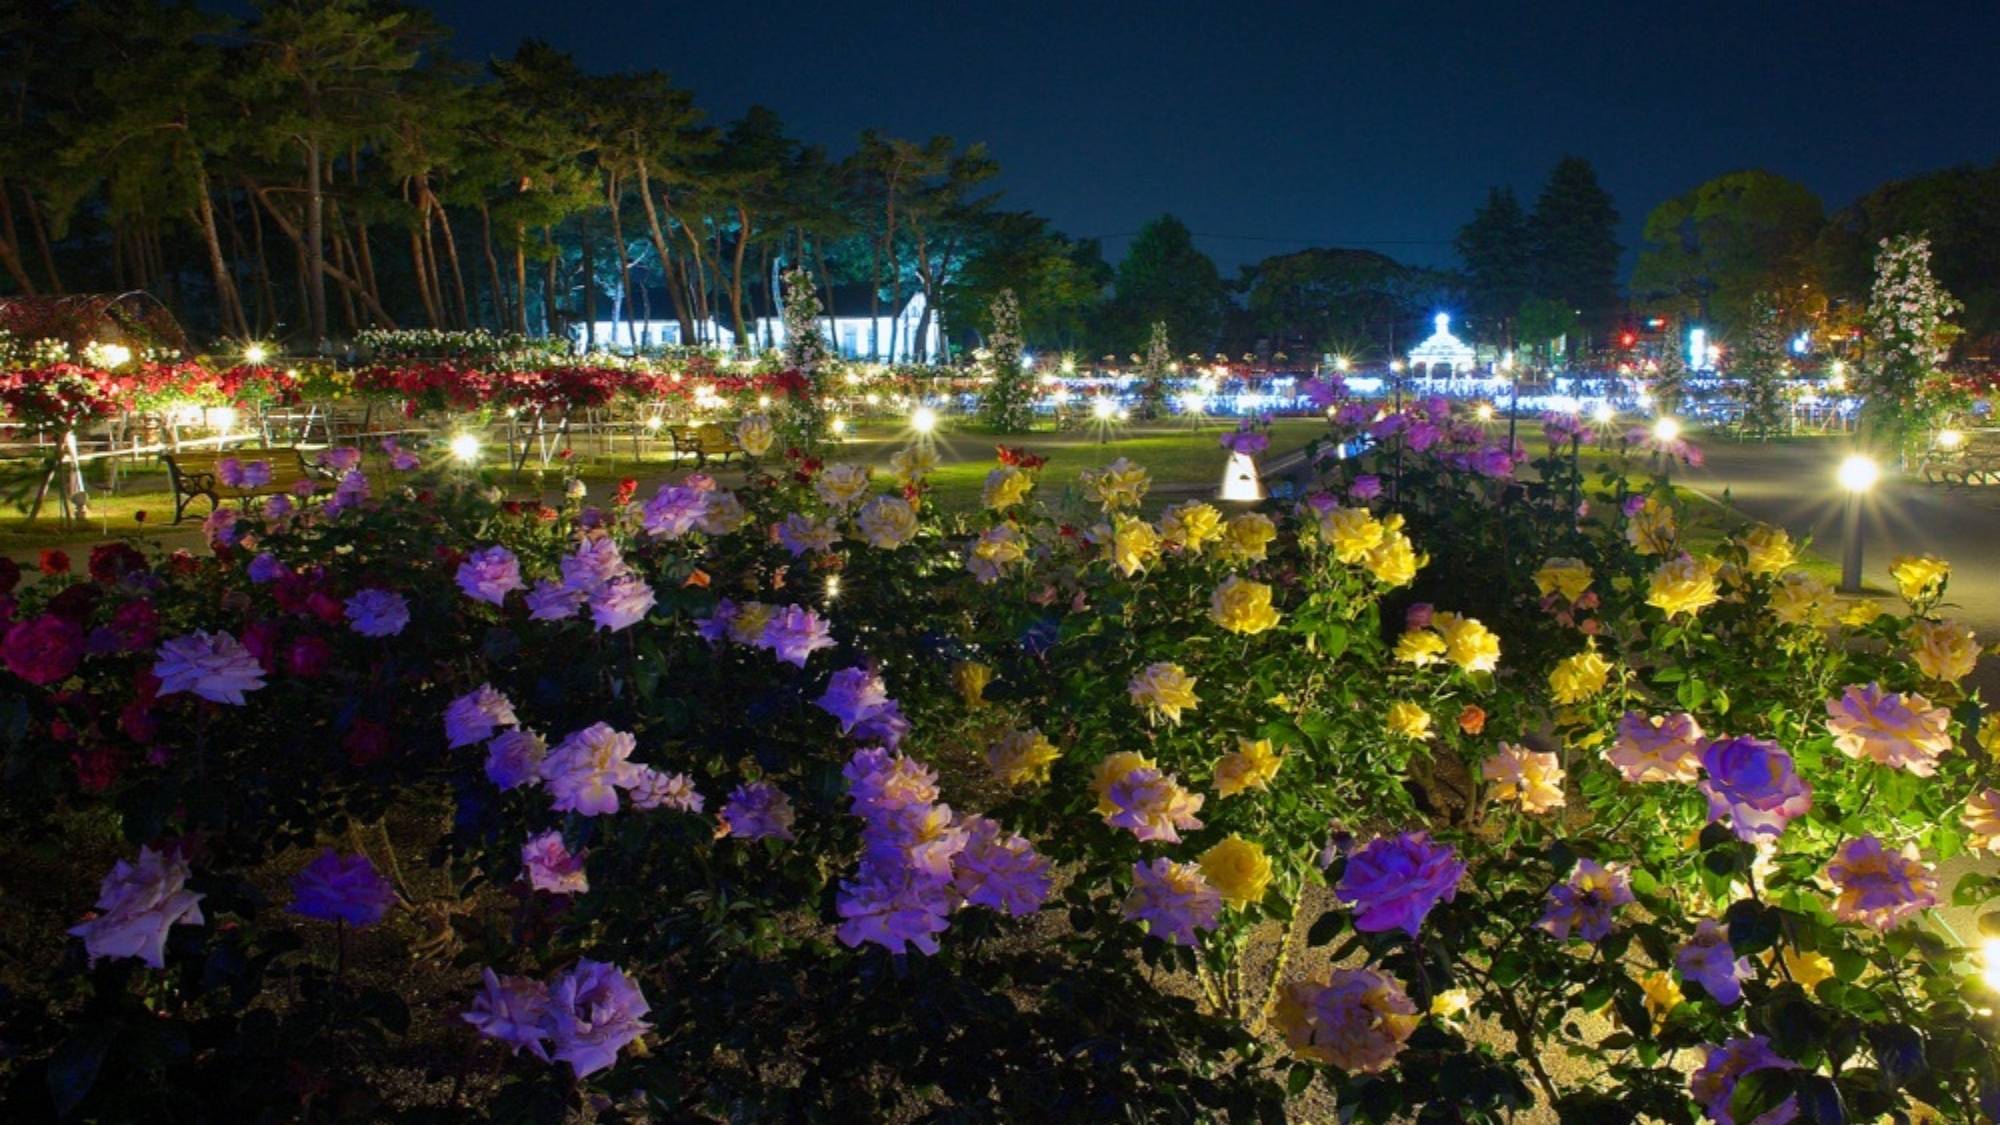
top-left (1680, 438), bottom-right (2000, 698)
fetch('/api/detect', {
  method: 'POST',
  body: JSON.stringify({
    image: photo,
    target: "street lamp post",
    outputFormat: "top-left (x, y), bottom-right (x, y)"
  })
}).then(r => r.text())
top-left (1836, 453), bottom-right (1879, 593)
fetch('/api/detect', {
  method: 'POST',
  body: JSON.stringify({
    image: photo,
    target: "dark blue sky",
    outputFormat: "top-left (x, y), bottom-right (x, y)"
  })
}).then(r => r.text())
top-left (413, 0), bottom-right (2000, 277)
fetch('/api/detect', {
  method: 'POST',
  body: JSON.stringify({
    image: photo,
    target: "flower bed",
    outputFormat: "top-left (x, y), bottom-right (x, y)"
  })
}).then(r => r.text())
top-left (0, 396), bottom-right (1994, 1121)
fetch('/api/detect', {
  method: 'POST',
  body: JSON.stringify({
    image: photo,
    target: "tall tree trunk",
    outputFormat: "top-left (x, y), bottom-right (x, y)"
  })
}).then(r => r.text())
top-left (579, 214), bottom-right (597, 349)
top-left (247, 190), bottom-right (276, 334)
top-left (192, 167), bottom-right (248, 339)
top-left (541, 225), bottom-right (559, 338)
top-left (303, 139), bottom-right (328, 345)
top-left (632, 157), bottom-right (694, 343)
top-left (606, 170), bottom-right (634, 349)
top-left (512, 233), bottom-right (529, 336)
top-left (0, 180), bottom-right (36, 294)
top-left (330, 227), bottom-right (360, 334)
top-left (479, 203), bottom-right (509, 331)
top-left (353, 212), bottom-right (383, 319)
top-left (24, 188), bottom-right (63, 293)
top-left (409, 219), bottom-right (443, 329)
top-left (431, 194), bottom-right (471, 330)
top-left (729, 205), bottom-right (751, 347)
top-left (867, 228), bottom-right (881, 360)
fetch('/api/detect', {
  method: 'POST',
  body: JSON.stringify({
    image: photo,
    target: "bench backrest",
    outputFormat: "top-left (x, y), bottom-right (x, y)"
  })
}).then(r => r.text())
top-left (166, 448), bottom-right (309, 475)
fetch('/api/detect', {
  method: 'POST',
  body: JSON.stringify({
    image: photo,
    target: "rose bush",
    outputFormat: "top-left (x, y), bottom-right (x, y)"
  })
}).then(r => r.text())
top-left (0, 389), bottom-right (1993, 1122)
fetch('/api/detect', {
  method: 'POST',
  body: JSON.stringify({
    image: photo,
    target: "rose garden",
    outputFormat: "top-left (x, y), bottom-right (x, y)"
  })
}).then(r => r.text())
top-left (4, 3), bottom-right (2000, 1122)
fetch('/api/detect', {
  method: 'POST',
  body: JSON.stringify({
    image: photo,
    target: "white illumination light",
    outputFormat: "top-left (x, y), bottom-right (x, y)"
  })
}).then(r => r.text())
top-left (824, 574), bottom-right (842, 602)
top-left (1837, 454), bottom-right (1880, 493)
top-left (1937, 429), bottom-right (1965, 451)
top-left (1652, 417), bottom-right (1682, 444)
top-left (449, 433), bottom-right (482, 464)
top-left (829, 416), bottom-right (848, 437)
top-left (1983, 938), bottom-right (2000, 993)
top-left (1475, 404), bottom-right (1495, 422)
top-left (911, 406), bottom-right (938, 435)
top-left (1593, 403), bottom-right (1615, 424)
top-left (1091, 397), bottom-right (1116, 421)
top-left (243, 343), bottom-right (269, 365)
top-left (1219, 451), bottom-right (1264, 503)
top-left (645, 416), bottom-right (663, 432)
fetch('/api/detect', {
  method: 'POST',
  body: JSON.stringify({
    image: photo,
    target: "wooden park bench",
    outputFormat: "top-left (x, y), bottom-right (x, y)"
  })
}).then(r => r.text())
top-left (1920, 431), bottom-right (2000, 489)
top-left (667, 424), bottom-right (739, 468)
top-left (163, 447), bottom-right (320, 523)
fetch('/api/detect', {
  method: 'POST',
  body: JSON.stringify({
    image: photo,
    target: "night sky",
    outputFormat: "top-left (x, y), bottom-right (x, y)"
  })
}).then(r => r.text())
top-left (413, 0), bottom-right (2000, 277)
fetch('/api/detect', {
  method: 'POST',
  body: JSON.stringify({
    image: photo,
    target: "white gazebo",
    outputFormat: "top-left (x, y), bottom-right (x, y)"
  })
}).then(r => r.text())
top-left (1407, 313), bottom-right (1477, 377)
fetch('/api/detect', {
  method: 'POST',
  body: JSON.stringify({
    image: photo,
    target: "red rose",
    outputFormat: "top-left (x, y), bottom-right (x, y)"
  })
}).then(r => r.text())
top-left (71, 744), bottom-right (125, 792)
top-left (88, 543), bottom-right (147, 585)
top-left (305, 591), bottom-right (344, 625)
top-left (240, 619), bottom-right (283, 671)
top-left (286, 634), bottom-right (332, 678)
top-left (38, 549), bottom-right (69, 576)
top-left (2, 614), bottom-right (86, 685)
top-left (344, 719), bottom-right (395, 767)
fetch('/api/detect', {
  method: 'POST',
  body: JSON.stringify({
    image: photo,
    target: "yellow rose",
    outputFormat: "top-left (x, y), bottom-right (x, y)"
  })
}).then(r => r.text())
top-left (1646, 554), bottom-right (1720, 618)
top-left (1320, 507), bottom-right (1385, 563)
top-left (1386, 700), bottom-right (1432, 740)
top-left (1394, 629), bottom-right (1447, 666)
top-left (1639, 971), bottom-right (1684, 1028)
top-left (1209, 575), bottom-right (1281, 635)
top-left (1905, 618), bottom-right (1979, 683)
top-left (1769, 572), bottom-right (1830, 627)
top-left (1129, 662), bottom-right (1198, 725)
top-left (1091, 750), bottom-right (1156, 813)
top-left (1548, 646), bottom-right (1613, 705)
top-left (889, 445), bottom-right (940, 483)
top-left (734, 413), bottom-right (775, 456)
top-left (981, 465), bottom-right (1034, 511)
top-left (1159, 501), bottom-right (1224, 554)
top-left (951, 660), bottom-right (993, 707)
top-left (1889, 554), bottom-right (1950, 605)
top-left (967, 524), bottom-right (1027, 584)
top-left (813, 463), bottom-right (872, 509)
top-left (1837, 598), bottom-right (1885, 628)
top-left (1435, 612), bottom-right (1501, 673)
top-left (1625, 497), bottom-right (1678, 556)
top-left (1776, 946), bottom-right (1835, 990)
top-left (856, 495), bottom-right (919, 549)
top-left (1111, 515), bottom-right (1161, 577)
top-left (1738, 525), bottom-right (1797, 576)
top-left (1200, 835), bottom-right (1273, 908)
top-left (1533, 557), bottom-right (1594, 602)
top-left (987, 728), bottom-right (1061, 786)
top-left (1429, 988), bottom-right (1472, 1022)
top-left (1981, 714), bottom-right (2000, 757)
top-left (1213, 737), bottom-right (1283, 797)
top-left (1482, 742), bottom-right (1566, 813)
top-left (1082, 457), bottom-right (1151, 511)
top-left (1363, 531), bottom-right (1422, 588)
top-left (1218, 511), bottom-right (1277, 562)
top-left (726, 601), bottom-right (777, 646)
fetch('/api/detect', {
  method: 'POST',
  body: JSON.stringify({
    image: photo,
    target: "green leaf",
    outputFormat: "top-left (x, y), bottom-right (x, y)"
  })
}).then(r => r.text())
top-left (1286, 1062), bottom-right (1315, 1096)
top-left (1306, 909), bottom-right (1347, 947)
top-left (47, 1030), bottom-right (108, 1119)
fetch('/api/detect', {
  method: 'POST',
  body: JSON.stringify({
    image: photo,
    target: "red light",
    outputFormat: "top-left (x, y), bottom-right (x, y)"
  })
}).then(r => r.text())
top-left (1619, 333), bottom-right (1636, 348)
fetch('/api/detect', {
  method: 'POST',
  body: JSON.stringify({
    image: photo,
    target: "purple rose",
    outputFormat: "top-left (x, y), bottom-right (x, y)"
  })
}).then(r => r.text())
top-left (1220, 427), bottom-right (1270, 456)
top-left (1349, 474), bottom-right (1383, 501)
top-left (1404, 603), bottom-right (1434, 631)
top-left (1335, 831), bottom-right (1466, 937)
top-left (456, 546), bottom-right (523, 606)
top-left (290, 849), bottom-right (397, 927)
top-left (1699, 737), bottom-right (1812, 841)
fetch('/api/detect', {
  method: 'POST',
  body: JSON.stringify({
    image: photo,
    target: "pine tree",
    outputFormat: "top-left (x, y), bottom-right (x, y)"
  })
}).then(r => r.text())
top-left (978, 288), bottom-right (1031, 432)
top-left (1528, 158), bottom-right (1621, 343)
top-left (1455, 187), bottom-right (1531, 346)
